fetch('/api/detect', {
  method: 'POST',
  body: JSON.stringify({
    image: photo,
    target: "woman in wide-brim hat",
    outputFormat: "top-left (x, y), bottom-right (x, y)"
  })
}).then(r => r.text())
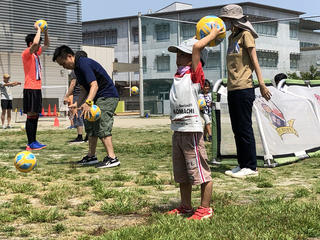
top-left (219, 4), bottom-right (272, 178)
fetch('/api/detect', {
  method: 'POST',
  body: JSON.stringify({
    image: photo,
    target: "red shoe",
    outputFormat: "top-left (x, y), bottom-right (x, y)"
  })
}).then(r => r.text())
top-left (167, 205), bottom-right (193, 216)
top-left (187, 206), bottom-right (213, 220)
top-left (26, 145), bottom-right (31, 151)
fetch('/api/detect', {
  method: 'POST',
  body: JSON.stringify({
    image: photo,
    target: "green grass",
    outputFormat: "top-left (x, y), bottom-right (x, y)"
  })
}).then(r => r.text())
top-left (0, 126), bottom-right (320, 239)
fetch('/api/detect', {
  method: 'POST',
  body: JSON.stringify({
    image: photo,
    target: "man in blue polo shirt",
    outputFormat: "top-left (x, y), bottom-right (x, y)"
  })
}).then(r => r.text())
top-left (53, 45), bottom-right (120, 168)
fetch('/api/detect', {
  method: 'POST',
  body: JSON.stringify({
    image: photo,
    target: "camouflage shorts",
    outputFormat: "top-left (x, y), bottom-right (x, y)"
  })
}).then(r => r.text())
top-left (84, 97), bottom-right (119, 138)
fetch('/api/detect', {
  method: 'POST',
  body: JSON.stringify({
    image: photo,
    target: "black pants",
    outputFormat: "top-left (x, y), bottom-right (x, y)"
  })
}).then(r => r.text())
top-left (228, 88), bottom-right (257, 170)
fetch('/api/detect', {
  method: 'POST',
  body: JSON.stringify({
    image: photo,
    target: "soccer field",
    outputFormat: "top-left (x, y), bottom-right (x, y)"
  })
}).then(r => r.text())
top-left (0, 125), bottom-right (320, 240)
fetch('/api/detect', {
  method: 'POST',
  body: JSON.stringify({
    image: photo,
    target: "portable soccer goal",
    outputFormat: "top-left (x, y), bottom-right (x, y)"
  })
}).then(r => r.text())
top-left (211, 79), bottom-right (320, 167)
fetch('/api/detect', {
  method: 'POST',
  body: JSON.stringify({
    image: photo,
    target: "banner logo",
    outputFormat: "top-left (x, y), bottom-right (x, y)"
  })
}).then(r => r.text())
top-left (314, 93), bottom-right (320, 105)
top-left (256, 97), bottom-right (298, 139)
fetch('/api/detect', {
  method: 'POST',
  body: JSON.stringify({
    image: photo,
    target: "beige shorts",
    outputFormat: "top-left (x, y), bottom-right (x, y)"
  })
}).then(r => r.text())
top-left (201, 113), bottom-right (212, 125)
top-left (172, 131), bottom-right (212, 185)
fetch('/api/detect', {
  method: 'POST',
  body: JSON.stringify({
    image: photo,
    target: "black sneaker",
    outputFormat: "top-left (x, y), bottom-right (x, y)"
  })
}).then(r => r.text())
top-left (77, 155), bottom-right (99, 165)
top-left (96, 156), bottom-right (120, 168)
top-left (84, 135), bottom-right (88, 142)
top-left (69, 137), bottom-right (84, 144)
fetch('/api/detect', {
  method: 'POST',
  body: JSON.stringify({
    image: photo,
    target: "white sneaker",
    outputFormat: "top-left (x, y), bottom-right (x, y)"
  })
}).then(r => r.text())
top-left (231, 168), bottom-right (258, 178)
top-left (225, 166), bottom-right (241, 176)
top-left (2, 125), bottom-right (5, 129)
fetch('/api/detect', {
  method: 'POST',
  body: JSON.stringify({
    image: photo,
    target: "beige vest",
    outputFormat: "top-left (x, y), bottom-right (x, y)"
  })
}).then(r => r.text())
top-left (226, 30), bottom-right (255, 91)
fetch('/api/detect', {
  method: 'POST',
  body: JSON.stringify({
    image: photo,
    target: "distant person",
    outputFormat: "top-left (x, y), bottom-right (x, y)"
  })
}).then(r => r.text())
top-left (220, 4), bottom-right (271, 178)
top-left (0, 74), bottom-right (21, 129)
top-left (167, 24), bottom-right (224, 220)
top-left (199, 79), bottom-right (213, 142)
top-left (22, 22), bottom-right (49, 150)
top-left (64, 67), bottom-right (88, 143)
top-left (273, 73), bottom-right (287, 88)
top-left (53, 45), bottom-right (120, 168)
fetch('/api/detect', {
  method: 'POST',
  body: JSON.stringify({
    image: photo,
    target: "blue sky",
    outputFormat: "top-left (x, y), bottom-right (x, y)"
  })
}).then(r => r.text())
top-left (82, 0), bottom-right (320, 21)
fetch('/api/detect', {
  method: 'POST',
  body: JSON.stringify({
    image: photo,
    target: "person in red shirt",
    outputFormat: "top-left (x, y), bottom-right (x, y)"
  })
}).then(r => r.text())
top-left (22, 22), bottom-right (49, 150)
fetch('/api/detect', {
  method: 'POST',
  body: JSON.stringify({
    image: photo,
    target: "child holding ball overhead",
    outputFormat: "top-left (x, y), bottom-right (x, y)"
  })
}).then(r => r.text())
top-left (22, 20), bottom-right (49, 150)
top-left (167, 24), bottom-right (224, 220)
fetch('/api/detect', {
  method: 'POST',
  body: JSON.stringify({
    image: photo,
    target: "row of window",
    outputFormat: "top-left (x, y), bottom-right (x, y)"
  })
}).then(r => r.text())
top-left (83, 21), bottom-right (302, 46)
top-left (300, 42), bottom-right (320, 48)
top-left (129, 52), bottom-right (222, 73)
top-left (130, 51), bottom-right (299, 72)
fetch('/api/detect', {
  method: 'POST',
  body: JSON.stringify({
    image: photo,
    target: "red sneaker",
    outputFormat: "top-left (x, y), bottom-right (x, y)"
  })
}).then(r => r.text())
top-left (167, 206), bottom-right (193, 216)
top-left (187, 206), bottom-right (213, 220)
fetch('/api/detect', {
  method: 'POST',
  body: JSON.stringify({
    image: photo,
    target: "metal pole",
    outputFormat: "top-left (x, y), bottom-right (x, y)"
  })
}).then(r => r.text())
top-left (127, 19), bottom-right (132, 96)
top-left (138, 12), bottom-right (144, 117)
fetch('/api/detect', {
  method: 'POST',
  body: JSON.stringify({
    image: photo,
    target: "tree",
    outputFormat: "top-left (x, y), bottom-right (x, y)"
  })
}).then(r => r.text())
top-left (287, 65), bottom-right (320, 80)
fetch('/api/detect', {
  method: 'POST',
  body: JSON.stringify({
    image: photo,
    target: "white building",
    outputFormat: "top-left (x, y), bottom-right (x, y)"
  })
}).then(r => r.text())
top-left (0, 0), bottom-right (82, 112)
top-left (82, 2), bottom-right (320, 113)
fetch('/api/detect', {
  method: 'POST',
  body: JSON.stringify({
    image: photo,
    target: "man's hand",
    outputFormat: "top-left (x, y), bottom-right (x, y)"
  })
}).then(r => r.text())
top-left (80, 103), bottom-right (91, 120)
top-left (260, 84), bottom-right (272, 101)
top-left (63, 96), bottom-right (70, 105)
top-left (68, 103), bottom-right (78, 118)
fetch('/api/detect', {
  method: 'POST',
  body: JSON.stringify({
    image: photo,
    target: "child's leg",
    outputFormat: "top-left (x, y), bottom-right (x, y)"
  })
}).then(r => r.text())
top-left (200, 181), bottom-right (213, 208)
top-left (7, 109), bottom-right (11, 126)
top-left (1, 110), bottom-right (5, 126)
top-left (180, 182), bottom-right (192, 209)
top-left (205, 123), bottom-right (212, 137)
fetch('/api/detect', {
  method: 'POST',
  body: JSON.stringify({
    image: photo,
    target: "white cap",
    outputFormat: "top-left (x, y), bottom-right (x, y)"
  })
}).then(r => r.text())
top-left (168, 38), bottom-right (208, 66)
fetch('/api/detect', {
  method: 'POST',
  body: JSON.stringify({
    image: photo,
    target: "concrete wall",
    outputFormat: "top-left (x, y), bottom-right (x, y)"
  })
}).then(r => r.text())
top-left (81, 45), bottom-right (114, 76)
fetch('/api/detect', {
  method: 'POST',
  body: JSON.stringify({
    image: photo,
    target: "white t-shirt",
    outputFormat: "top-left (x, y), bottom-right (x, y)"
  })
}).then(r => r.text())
top-left (0, 81), bottom-right (13, 100)
top-left (170, 73), bottom-right (203, 132)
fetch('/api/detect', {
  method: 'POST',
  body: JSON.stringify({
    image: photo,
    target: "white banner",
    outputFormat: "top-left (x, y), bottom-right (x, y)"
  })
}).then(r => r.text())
top-left (284, 85), bottom-right (320, 122)
top-left (254, 87), bottom-right (320, 156)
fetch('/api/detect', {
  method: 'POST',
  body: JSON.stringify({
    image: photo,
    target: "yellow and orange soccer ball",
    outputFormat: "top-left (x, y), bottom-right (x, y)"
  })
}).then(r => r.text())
top-left (131, 86), bottom-right (139, 95)
top-left (198, 98), bottom-right (207, 110)
top-left (35, 19), bottom-right (48, 32)
top-left (14, 151), bottom-right (37, 173)
top-left (196, 15), bottom-right (226, 47)
top-left (85, 105), bottom-right (101, 122)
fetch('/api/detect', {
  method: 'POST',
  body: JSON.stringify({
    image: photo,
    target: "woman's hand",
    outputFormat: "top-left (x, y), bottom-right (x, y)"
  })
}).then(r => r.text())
top-left (259, 84), bottom-right (272, 101)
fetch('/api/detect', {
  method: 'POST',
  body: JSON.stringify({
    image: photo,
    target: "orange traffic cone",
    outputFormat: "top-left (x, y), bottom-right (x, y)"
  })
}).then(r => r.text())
top-left (47, 104), bottom-right (52, 116)
top-left (41, 107), bottom-right (45, 116)
top-left (53, 104), bottom-right (57, 116)
top-left (53, 117), bottom-right (59, 127)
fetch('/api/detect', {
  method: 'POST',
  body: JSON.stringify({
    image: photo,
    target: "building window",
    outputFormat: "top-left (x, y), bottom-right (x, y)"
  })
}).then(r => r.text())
top-left (94, 32), bottom-right (105, 45)
top-left (205, 51), bottom-right (221, 69)
top-left (83, 32), bottom-right (93, 45)
top-left (155, 24), bottom-right (170, 41)
top-left (252, 22), bottom-right (277, 36)
top-left (143, 57), bottom-right (147, 73)
top-left (300, 42), bottom-right (320, 48)
top-left (257, 50), bottom-right (278, 68)
top-left (132, 26), bottom-right (146, 43)
top-left (290, 53), bottom-right (300, 70)
top-left (156, 55), bottom-right (170, 72)
top-left (290, 22), bottom-right (298, 39)
top-left (106, 29), bottom-right (117, 45)
top-left (132, 56), bottom-right (147, 73)
top-left (181, 23), bottom-right (195, 40)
